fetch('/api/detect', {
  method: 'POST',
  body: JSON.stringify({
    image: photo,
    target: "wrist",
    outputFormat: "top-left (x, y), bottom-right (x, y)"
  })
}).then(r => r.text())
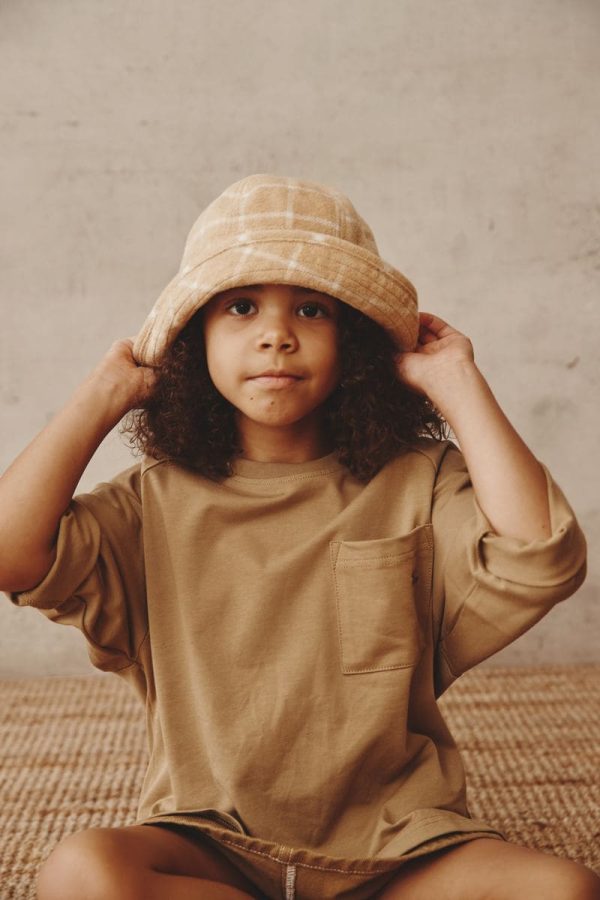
top-left (424, 359), bottom-right (486, 416)
top-left (73, 373), bottom-right (134, 432)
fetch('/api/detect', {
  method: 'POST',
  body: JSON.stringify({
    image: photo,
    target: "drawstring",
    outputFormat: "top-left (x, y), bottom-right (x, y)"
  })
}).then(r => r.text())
top-left (285, 863), bottom-right (297, 899)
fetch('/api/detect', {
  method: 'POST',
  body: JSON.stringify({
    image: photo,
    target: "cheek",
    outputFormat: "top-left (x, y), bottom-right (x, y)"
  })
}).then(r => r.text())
top-left (207, 358), bottom-right (233, 393)
top-left (203, 341), bottom-right (218, 381)
top-left (203, 326), bottom-right (231, 379)
top-left (322, 337), bottom-right (342, 379)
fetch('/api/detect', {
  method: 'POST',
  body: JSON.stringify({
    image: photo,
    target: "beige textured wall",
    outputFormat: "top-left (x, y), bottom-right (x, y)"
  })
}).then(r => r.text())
top-left (1, 1), bottom-right (598, 677)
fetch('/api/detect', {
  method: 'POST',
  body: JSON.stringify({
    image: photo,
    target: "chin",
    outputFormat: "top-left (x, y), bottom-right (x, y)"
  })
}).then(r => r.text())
top-left (239, 404), bottom-right (319, 428)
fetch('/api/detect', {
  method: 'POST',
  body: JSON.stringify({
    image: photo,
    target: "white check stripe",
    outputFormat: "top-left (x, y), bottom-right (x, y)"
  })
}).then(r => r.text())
top-left (193, 211), bottom-right (341, 235)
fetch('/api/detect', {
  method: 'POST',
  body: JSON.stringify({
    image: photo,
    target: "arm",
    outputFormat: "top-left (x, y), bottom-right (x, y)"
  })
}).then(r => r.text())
top-left (395, 313), bottom-right (551, 543)
top-left (0, 337), bottom-right (158, 591)
top-left (429, 441), bottom-right (586, 696)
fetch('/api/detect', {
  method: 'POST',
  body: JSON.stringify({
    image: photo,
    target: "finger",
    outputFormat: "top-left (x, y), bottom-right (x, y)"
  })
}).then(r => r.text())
top-left (419, 312), bottom-right (447, 329)
top-left (418, 312), bottom-right (457, 337)
top-left (417, 318), bottom-right (438, 344)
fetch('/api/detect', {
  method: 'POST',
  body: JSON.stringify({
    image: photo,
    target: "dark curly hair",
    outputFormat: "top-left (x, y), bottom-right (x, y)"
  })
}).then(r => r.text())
top-left (119, 300), bottom-right (449, 483)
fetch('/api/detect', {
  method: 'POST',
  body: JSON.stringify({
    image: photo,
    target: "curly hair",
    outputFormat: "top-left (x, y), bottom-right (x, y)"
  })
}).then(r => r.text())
top-left (119, 300), bottom-right (450, 483)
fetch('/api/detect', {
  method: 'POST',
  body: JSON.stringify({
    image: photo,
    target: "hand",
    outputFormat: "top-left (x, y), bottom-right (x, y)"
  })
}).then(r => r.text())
top-left (86, 337), bottom-right (160, 411)
top-left (394, 313), bottom-right (475, 401)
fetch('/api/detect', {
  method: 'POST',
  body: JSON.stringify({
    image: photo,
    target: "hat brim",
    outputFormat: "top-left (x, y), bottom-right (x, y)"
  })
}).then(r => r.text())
top-left (133, 230), bottom-right (418, 365)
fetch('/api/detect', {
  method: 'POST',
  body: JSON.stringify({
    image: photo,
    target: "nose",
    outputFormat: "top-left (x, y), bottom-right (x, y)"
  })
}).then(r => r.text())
top-left (255, 313), bottom-right (299, 351)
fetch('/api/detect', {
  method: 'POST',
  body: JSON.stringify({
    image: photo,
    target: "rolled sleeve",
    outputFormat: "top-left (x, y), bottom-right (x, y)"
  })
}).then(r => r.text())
top-left (431, 444), bottom-right (587, 696)
top-left (4, 463), bottom-right (148, 673)
top-left (475, 462), bottom-right (587, 588)
top-left (10, 499), bottom-right (102, 610)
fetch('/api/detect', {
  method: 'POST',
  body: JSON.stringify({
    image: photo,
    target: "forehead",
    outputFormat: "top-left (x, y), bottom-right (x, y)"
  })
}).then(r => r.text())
top-left (220, 283), bottom-right (324, 295)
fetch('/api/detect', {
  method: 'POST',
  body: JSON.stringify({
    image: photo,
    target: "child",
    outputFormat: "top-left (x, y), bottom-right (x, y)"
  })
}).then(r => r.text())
top-left (1, 173), bottom-right (597, 900)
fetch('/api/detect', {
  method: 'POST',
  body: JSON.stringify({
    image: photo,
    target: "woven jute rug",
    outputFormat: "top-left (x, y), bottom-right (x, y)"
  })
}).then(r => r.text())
top-left (0, 664), bottom-right (598, 899)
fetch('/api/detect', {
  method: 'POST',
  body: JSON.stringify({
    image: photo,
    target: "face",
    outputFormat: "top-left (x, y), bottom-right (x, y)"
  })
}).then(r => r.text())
top-left (200, 283), bottom-right (342, 455)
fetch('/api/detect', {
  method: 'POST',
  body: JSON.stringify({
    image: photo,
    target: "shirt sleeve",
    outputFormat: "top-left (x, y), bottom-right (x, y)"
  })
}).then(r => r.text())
top-left (3, 462), bottom-right (147, 674)
top-left (430, 442), bottom-right (587, 697)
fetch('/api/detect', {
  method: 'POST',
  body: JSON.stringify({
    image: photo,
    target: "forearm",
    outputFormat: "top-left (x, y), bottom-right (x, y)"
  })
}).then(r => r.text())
top-left (0, 374), bottom-right (132, 590)
top-left (428, 361), bottom-right (551, 542)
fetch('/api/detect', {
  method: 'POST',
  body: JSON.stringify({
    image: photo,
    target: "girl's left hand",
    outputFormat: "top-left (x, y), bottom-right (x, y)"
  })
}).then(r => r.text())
top-left (394, 312), bottom-right (475, 398)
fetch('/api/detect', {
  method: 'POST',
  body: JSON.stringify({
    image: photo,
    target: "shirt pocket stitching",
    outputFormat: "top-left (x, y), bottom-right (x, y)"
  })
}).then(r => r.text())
top-left (330, 526), bottom-right (433, 675)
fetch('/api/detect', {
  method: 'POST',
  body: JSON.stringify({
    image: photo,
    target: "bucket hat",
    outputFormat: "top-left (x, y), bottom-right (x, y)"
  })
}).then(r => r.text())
top-left (133, 173), bottom-right (419, 366)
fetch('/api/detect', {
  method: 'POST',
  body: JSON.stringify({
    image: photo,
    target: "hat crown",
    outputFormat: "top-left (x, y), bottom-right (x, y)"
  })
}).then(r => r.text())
top-left (179, 173), bottom-right (380, 272)
top-left (133, 172), bottom-right (419, 366)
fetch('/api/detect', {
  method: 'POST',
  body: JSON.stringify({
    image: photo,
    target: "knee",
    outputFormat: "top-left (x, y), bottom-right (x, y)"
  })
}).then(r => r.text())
top-left (568, 865), bottom-right (600, 900)
top-left (543, 859), bottom-right (600, 900)
top-left (36, 828), bottom-right (142, 900)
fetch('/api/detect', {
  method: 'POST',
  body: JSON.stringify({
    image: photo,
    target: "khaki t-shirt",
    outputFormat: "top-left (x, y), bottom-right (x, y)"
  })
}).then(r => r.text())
top-left (7, 438), bottom-right (587, 861)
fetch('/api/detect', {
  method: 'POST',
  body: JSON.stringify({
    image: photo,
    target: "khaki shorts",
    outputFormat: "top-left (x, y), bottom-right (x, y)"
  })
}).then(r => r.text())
top-left (142, 816), bottom-right (506, 899)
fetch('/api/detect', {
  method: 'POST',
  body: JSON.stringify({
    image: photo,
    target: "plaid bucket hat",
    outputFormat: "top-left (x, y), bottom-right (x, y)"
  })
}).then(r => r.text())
top-left (133, 173), bottom-right (419, 366)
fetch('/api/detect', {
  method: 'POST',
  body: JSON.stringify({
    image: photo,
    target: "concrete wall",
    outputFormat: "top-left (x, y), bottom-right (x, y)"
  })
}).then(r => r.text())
top-left (1, 0), bottom-right (598, 677)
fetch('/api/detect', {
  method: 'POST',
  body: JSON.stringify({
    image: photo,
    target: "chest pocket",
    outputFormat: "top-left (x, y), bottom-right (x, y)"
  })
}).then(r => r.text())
top-left (330, 524), bottom-right (433, 674)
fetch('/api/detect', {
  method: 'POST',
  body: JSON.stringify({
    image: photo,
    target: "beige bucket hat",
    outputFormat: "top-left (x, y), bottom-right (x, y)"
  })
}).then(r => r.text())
top-left (133, 173), bottom-right (419, 366)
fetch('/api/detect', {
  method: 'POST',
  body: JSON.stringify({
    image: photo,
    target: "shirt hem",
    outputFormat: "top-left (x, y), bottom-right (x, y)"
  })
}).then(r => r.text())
top-left (136, 810), bottom-right (507, 873)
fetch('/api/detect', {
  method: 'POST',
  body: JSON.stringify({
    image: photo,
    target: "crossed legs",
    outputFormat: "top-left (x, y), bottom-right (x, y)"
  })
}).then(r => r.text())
top-left (36, 825), bottom-right (600, 900)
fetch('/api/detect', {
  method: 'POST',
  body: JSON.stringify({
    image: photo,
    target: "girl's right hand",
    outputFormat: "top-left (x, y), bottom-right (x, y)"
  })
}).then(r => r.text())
top-left (86, 337), bottom-right (160, 412)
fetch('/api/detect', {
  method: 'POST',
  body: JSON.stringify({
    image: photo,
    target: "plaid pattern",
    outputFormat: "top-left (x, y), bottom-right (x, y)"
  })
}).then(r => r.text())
top-left (133, 174), bottom-right (419, 366)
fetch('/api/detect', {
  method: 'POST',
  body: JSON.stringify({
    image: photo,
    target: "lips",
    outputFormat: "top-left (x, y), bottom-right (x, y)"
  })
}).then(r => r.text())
top-left (251, 370), bottom-right (303, 379)
top-left (248, 372), bottom-right (304, 389)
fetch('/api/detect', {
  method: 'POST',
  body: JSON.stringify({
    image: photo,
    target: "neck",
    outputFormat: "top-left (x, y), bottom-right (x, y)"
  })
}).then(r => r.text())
top-left (236, 416), bottom-right (334, 464)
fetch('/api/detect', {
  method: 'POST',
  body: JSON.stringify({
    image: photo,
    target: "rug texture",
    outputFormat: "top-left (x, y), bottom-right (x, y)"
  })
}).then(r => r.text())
top-left (0, 664), bottom-right (598, 899)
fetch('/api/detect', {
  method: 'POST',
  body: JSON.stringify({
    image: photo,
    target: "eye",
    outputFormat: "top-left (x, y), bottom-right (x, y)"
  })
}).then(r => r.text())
top-left (298, 302), bottom-right (327, 318)
top-left (226, 300), bottom-right (255, 316)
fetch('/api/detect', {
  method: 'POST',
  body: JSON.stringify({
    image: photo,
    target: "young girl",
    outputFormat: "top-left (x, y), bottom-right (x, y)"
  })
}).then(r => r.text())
top-left (1, 173), bottom-right (597, 900)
